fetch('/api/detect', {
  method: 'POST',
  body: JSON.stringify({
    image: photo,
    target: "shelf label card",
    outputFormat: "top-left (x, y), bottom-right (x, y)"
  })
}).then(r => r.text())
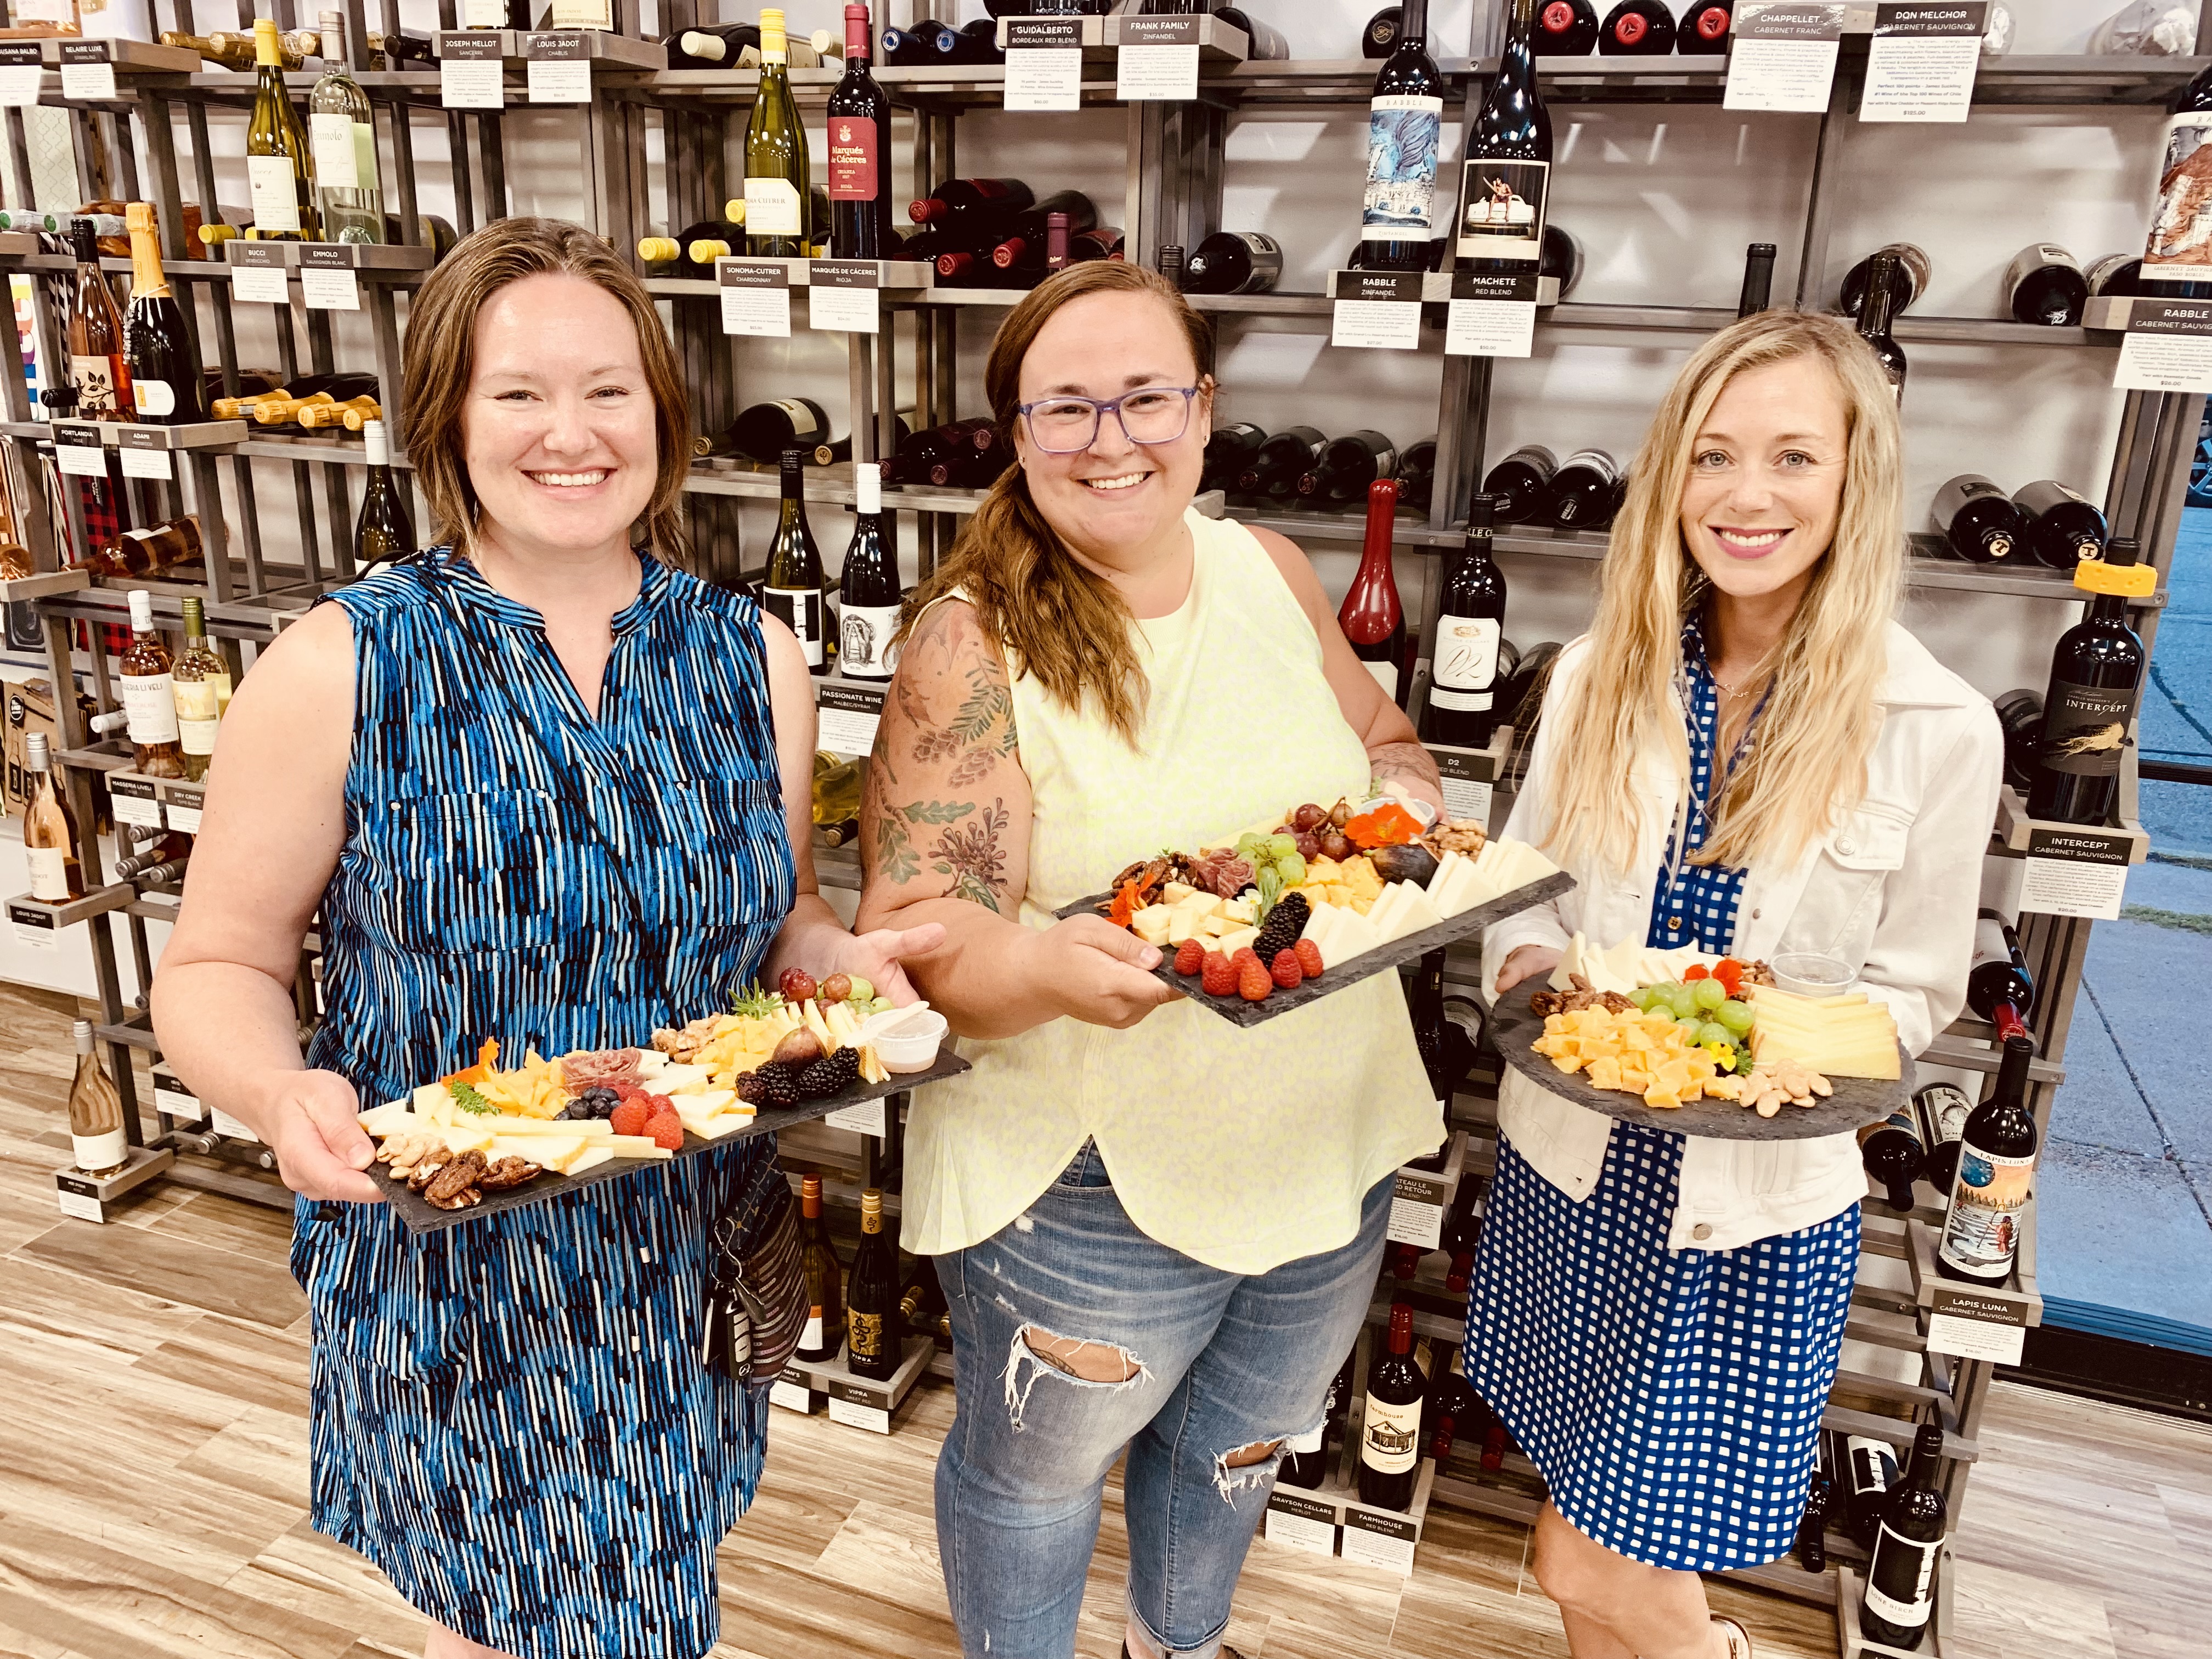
top-left (1005, 21), bottom-right (1083, 113)
top-left (808, 259), bottom-right (881, 334)
top-left (2114, 298), bottom-right (2212, 392)
top-left (525, 32), bottom-right (592, 103)
top-left (299, 247), bottom-right (361, 312)
top-left (119, 428), bottom-right (173, 480)
top-left (1859, 3), bottom-right (1984, 124)
top-left (1445, 270), bottom-right (1539, 358)
top-left (2019, 827), bottom-right (2131, 921)
top-left (210, 1106), bottom-right (259, 1143)
top-left (461, 0), bottom-right (508, 25)
top-left (1263, 1490), bottom-right (1340, 1556)
top-left (440, 33), bottom-right (506, 109)
top-left (53, 424), bottom-right (105, 477)
top-left (1722, 2), bottom-right (1844, 115)
top-left (816, 680), bottom-right (885, 757)
top-left (825, 1393), bottom-right (892, 1433)
top-left (1116, 20), bottom-right (1200, 101)
top-left (1331, 270), bottom-right (1424, 351)
top-left (109, 774), bottom-right (164, 829)
top-left (57, 42), bottom-right (116, 103)
top-left (1925, 1284), bottom-right (2028, 1365)
top-left (164, 784), bottom-right (205, 833)
top-left (825, 1097), bottom-right (888, 1137)
top-left (229, 242), bottom-right (291, 304)
top-left (8, 900), bottom-right (59, 951)
top-left (768, 1378), bottom-right (816, 1413)
top-left (56, 1187), bottom-right (105, 1222)
top-left (718, 258), bottom-right (793, 337)
top-left (152, 1067), bottom-right (206, 1122)
top-left (1340, 1508), bottom-right (1419, 1576)
top-left (0, 43), bottom-right (43, 107)
top-left (1429, 747), bottom-right (1497, 828)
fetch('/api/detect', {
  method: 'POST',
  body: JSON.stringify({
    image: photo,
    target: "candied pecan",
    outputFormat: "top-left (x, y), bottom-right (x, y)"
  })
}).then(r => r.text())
top-left (1598, 991), bottom-right (1635, 1013)
top-left (1527, 990), bottom-right (1565, 1017)
top-left (477, 1156), bottom-right (543, 1192)
top-left (406, 1152), bottom-right (453, 1192)
top-left (422, 1150), bottom-right (486, 1208)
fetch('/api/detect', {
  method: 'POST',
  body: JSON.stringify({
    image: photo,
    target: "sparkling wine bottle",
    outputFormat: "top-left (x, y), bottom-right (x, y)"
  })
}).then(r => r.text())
top-left (121, 202), bottom-right (204, 422)
top-left (1340, 478), bottom-right (1412, 707)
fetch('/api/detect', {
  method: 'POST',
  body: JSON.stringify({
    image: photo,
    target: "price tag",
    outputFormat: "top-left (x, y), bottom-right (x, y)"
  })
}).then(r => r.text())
top-left (2019, 827), bottom-right (2131, 921)
top-left (769, 1377), bottom-right (817, 1413)
top-left (526, 32), bottom-right (592, 103)
top-left (718, 258), bottom-right (792, 337)
top-left (57, 43), bottom-right (116, 103)
top-left (1722, 2), bottom-right (1844, 115)
top-left (229, 243), bottom-right (292, 304)
top-left (1116, 18), bottom-right (1200, 101)
top-left (1331, 270), bottom-right (1425, 351)
top-left (52, 424), bottom-right (106, 478)
top-left (1429, 748), bottom-right (1496, 828)
top-left (8, 900), bottom-right (59, 951)
top-left (119, 431), bottom-right (173, 480)
top-left (807, 259), bottom-right (881, 335)
top-left (462, 0), bottom-right (508, 24)
top-left (56, 1187), bottom-right (106, 1223)
top-left (165, 785), bottom-right (205, 833)
top-left (0, 43), bottom-right (44, 108)
top-left (1005, 20), bottom-right (1083, 112)
top-left (1263, 1490), bottom-right (1339, 1556)
top-left (1445, 270), bottom-right (1539, 358)
top-left (152, 1067), bottom-right (206, 1122)
top-left (109, 775), bottom-right (164, 829)
top-left (440, 33), bottom-right (506, 109)
top-left (1859, 2), bottom-right (1984, 123)
top-left (825, 1378), bottom-right (894, 1433)
top-left (2114, 298), bottom-right (2212, 392)
top-left (1340, 1508), bottom-right (1418, 1576)
top-left (816, 681), bottom-right (885, 758)
top-left (1926, 1285), bottom-right (2027, 1365)
top-left (299, 247), bottom-right (361, 311)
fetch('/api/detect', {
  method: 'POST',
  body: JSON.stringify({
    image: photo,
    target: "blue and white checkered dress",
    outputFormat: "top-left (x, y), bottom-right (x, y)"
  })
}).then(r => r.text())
top-left (1463, 618), bottom-right (1860, 1572)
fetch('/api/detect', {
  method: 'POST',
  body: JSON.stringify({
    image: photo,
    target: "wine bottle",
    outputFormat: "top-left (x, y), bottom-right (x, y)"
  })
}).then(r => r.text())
top-left (1861, 1423), bottom-right (1947, 1647)
top-left (711, 398), bottom-right (832, 464)
top-left (1213, 7), bottom-right (1286, 58)
top-left (1458, 0), bottom-right (1550, 274)
top-left (2004, 241), bottom-right (2087, 326)
top-left (884, 420), bottom-right (977, 486)
top-left (1357, 0), bottom-right (1444, 273)
top-left (1182, 230), bottom-right (1283, 295)
top-left (258, 391), bottom-right (379, 427)
top-left (1425, 1351), bottom-right (1482, 1464)
top-left (356, 418), bottom-right (416, 575)
top-left (309, 11), bottom-right (381, 244)
top-left (66, 218), bottom-right (130, 420)
top-left (1362, 5), bottom-right (1401, 58)
top-left (1442, 1173), bottom-right (1483, 1293)
top-left (1482, 443), bottom-right (1558, 522)
top-left (1855, 249), bottom-right (1907, 402)
top-left (1426, 495), bottom-right (1508, 748)
top-left (795, 1171), bottom-right (847, 1362)
top-left (1358, 1304), bottom-right (1425, 1509)
top-left (991, 191), bottom-right (1098, 272)
top-left (1678, 0), bottom-right (1733, 50)
top-left (120, 589), bottom-right (187, 779)
top-left (1241, 426), bottom-right (1324, 499)
top-left (910, 176), bottom-right (1032, 238)
top-left (1915, 1081), bottom-right (1973, 1194)
top-left (1857, 1110), bottom-right (1925, 1212)
top-left (2084, 252), bottom-right (2147, 297)
top-left (638, 213), bottom-right (747, 275)
top-left (826, 5), bottom-right (893, 261)
top-left (1993, 688), bottom-right (2041, 794)
top-left (1340, 478), bottom-right (1412, 707)
top-left (1299, 430), bottom-right (1398, 507)
top-left (122, 202), bottom-right (204, 424)
top-left (1201, 421), bottom-right (1266, 493)
top-left (1794, 1465), bottom-right (1833, 1573)
top-left (172, 595), bottom-right (229, 782)
top-left (1532, 0), bottom-right (1600, 54)
top-left (1929, 475), bottom-right (2024, 563)
top-left (838, 462), bottom-right (902, 680)
top-left (2143, 61), bottom-right (2212, 298)
top-left (809, 413), bottom-right (914, 467)
top-left (877, 19), bottom-right (946, 66)
top-left (1156, 242), bottom-right (1186, 287)
top-left (87, 516), bottom-right (204, 580)
top-left (1968, 908), bottom-right (2033, 1032)
top-left (1407, 949), bottom-right (1452, 1171)
top-left (2027, 536), bottom-right (2145, 824)
top-left (296, 395), bottom-right (383, 431)
top-left (745, 11), bottom-right (810, 258)
top-left (1838, 241), bottom-right (1927, 318)
top-left (1838, 1431), bottom-right (1900, 1550)
top-left (2012, 479), bottom-right (2106, 568)
top-left (898, 1258), bottom-right (951, 1348)
top-left (67, 1019), bottom-right (127, 1180)
top-left (932, 18), bottom-right (1005, 64)
top-left (666, 21), bottom-right (758, 67)
top-left (1279, 1349), bottom-right (1353, 1489)
top-left (1936, 1031), bottom-right (2037, 1285)
top-left (845, 1187), bottom-right (901, 1380)
top-left (212, 371), bottom-right (379, 421)
top-left (163, 30), bottom-right (287, 70)
top-left (1599, 0), bottom-right (1674, 54)
top-left (21, 732), bottom-right (83, 903)
top-left (1737, 241), bottom-right (1776, 317)
top-left (1547, 447), bottom-right (1620, 529)
top-left (765, 447), bottom-right (829, 674)
top-left (246, 19), bottom-right (318, 241)
top-left (369, 30), bottom-right (433, 67)
top-left (1396, 436), bottom-right (1437, 512)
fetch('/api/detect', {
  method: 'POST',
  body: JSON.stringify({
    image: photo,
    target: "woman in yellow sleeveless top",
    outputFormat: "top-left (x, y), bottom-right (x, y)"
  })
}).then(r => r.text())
top-left (857, 262), bottom-right (1442, 1659)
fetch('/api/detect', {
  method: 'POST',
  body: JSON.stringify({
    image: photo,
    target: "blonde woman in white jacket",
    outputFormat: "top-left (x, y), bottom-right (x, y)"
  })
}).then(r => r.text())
top-left (1468, 311), bottom-right (2002, 1659)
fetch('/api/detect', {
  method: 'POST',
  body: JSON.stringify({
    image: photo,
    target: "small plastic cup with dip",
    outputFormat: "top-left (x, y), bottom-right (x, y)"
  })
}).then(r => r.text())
top-left (861, 1005), bottom-right (948, 1073)
top-left (1768, 952), bottom-right (1854, 998)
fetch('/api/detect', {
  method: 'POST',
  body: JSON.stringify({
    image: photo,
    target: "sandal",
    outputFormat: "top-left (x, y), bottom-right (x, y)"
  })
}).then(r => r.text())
top-left (1713, 1616), bottom-right (1753, 1659)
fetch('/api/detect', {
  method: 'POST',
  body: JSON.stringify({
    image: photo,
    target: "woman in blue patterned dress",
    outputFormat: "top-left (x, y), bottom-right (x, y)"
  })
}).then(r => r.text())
top-left (150, 218), bottom-right (941, 1659)
top-left (1471, 312), bottom-right (2001, 1659)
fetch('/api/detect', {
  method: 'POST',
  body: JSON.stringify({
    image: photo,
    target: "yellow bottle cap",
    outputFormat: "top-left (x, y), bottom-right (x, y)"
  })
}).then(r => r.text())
top-left (2073, 556), bottom-right (2157, 599)
top-left (253, 16), bottom-right (283, 65)
top-left (687, 239), bottom-right (732, 264)
top-left (637, 236), bottom-right (679, 262)
top-left (760, 7), bottom-right (787, 55)
top-left (721, 199), bottom-right (748, 225)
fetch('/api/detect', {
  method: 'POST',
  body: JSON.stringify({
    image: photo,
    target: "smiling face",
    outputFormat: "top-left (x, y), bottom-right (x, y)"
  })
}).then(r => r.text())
top-left (1013, 289), bottom-right (1211, 573)
top-left (461, 272), bottom-right (659, 563)
top-left (1677, 354), bottom-right (1850, 610)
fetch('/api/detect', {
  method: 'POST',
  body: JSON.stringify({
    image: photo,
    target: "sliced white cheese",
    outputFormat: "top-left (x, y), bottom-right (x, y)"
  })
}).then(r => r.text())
top-left (566, 1146), bottom-right (617, 1176)
top-left (634, 1049), bottom-right (668, 1074)
top-left (437, 1123), bottom-right (495, 1155)
top-left (650, 1063), bottom-right (712, 1096)
top-left (1434, 859), bottom-right (1489, 919)
top-left (1327, 904), bottom-right (1384, 964)
top-left (689, 1114), bottom-right (751, 1140)
top-left (1161, 881), bottom-right (1195, 906)
top-left (1300, 902), bottom-right (1345, 967)
top-left (1547, 932), bottom-right (1591, 992)
top-left (607, 1133), bottom-right (672, 1157)
top-left (1367, 881), bottom-right (1412, 940)
top-left (1380, 884), bottom-right (1446, 943)
top-left (360, 1102), bottom-right (418, 1137)
top-left (1425, 849), bottom-right (1465, 902)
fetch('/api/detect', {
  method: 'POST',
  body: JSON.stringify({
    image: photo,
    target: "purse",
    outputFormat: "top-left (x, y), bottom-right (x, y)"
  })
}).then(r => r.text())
top-left (702, 1145), bottom-right (811, 1384)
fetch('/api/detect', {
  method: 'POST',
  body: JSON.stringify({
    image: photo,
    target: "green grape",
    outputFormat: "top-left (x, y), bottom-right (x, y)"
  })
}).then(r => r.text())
top-left (1676, 1012), bottom-right (1704, 1032)
top-left (1276, 852), bottom-right (1307, 887)
top-left (1715, 1000), bottom-right (1755, 1035)
top-left (1697, 1022), bottom-right (1734, 1049)
top-left (1666, 985), bottom-right (1700, 1019)
top-left (1629, 987), bottom-right (1656, 1011)
top-left (1692, 978), bottom-right (1727, 1011)
top-left (1267, 833), bottom-right (1298, 860)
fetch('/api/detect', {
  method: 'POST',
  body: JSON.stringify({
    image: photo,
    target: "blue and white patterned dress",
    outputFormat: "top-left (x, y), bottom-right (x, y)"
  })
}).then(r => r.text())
top-left (290, 548), bottom-right (795, 1659)
top-left (1464, 618), bottom-right (1860, 1573)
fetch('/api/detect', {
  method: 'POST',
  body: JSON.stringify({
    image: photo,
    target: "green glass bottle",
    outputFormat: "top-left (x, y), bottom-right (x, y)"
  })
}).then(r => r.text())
top-left (744, 8), bottom-right (810, 259)
top-left (246, 18), bottom-right (318, 241)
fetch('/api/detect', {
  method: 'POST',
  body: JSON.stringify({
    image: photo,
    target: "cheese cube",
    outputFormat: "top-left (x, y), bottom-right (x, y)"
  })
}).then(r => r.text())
top-left (1167, 909), bottom-right (1205, 946)
top-left (1220, 896), bottom-right (1256, 926)
top-left (1131, 905), bottom-right (1173, 947)
top-left (1214, 925), bottom-right (1260, 958)
top-left (1161, 882), bottom-right (1195, 905)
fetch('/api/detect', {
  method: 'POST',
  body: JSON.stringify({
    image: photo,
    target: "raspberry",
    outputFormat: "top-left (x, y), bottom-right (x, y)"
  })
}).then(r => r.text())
top-left (1238, 959), bottom-right (1273, 1002)
top-left (645, 1109), bottom-right (685, 1150)
top-left (1200, 951), bottom-right (1237, 997)
top-left (1294, 938), bottom-right (1325, 979)
top-left (1173, 938), bottom-right (1206, 977)
top-left (1231, 946), bottom-right (1261, 972)
top-left (1271, 949), bottom-right (1304, 990)
top-left (609, 1098), bottom-right (650, 1137)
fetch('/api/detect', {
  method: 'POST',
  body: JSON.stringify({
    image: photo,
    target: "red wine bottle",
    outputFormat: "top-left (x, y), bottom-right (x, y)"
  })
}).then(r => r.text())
top-left (1482, 443), bottom-right (1558, 522)
top-left (1795, 1469), bottom-right (1833, 1573)
top-left (838, 461), bottom-right (902, 681)
top-left (1460, 0), bottom-right (1550, 275)
top-left (1299, 430), bottom-right (1398, 506)
top-left (1857, 1110), bottom-right (1925, 1212)
top-left (1838, 241), bottom-right (1928, 318)
top-left (1678, 0), bottom-right (1733, 50)
top-left (827, 4), bottom-right (893, 259)
top-left (1936, 1032), bottom-right (2038, 1284)
top-left (1425, 494), bottom-right (1508, 748)
top-left (2005, 242), bottom-right (2088, 326)
top-left (1357, 1304), bottom-right (1425, 1509)
top-left (1856, 249), bottom-right (1908, 402)
top-left (910, 176), bottom-right (1032, 232)
top-left (1931, 474), bottom-right (2025, 563)
top-left (1600, 0), bottom-right (1674, 54)
top-left (845, 1188), bottom-right (902, 1380)
top-left (1395, 436), bottom-right (1437, 512)
top-left (1861, 1424), bottom-right (1948, 1647)
top-left (2012, 479), bottom-right (2106, 568)
top-left (1737, 241), bottom-right (1775, 317)
top-left (1341, 478), bottom-right (1412, 708)
top-left (1533, 0), bottom-right (1599, 54)
top-left (1362, 6), bottom-right (1402, 58)
top-left (1357, 0), bottom-right (1444, 273)
top-left (1242, 425), bottom-right (1324, 498)
top-left (2027, 536), bottom-right (2144, 824)
top-left (990, 189), bottom-right (1099, 269)
top-left (1202, 421), bottom-right (1267, 493)
top-left (1547, 447), bottom-right (1620, 529)
top-left (1968, 908), bottom-right (2034, 1032)
top-left (1915, 1081), bottom-right (1973, 1194)
top-left (1993, 688), bottom-right (2042, 793)
top-left (1183, 230), bottom-right (1282, 295)
top-left (1442, 1173), bottom-right (1483, 1293)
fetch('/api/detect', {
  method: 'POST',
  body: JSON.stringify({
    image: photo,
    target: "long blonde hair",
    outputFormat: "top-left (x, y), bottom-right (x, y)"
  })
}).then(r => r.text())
top-left (1541, 310), bottom-right (1904, 876)
top-left (900, 261), bottom-right (1215, 747)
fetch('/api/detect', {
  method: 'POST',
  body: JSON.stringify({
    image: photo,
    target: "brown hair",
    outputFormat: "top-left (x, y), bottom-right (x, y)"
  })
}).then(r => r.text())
top-left (901, 261), bottom-right (1216, 747)
top-left (400, 216), bottom-right (693, 566)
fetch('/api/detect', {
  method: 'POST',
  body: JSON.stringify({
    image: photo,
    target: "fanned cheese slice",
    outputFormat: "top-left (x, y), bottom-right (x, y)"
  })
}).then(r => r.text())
top-left (566, 1146), bottom-right (617, 1177)
top-left (1366, 882), bottom-right (1412, 939)
top-left (1426, 850), bottom-right (1465, 901)
top-left (359, 1102), bottom-right (418, 1137)
top-left (1435, 859), bottom-right (1489, 918)
top-left (1327, 904), bottom-right (1385, 964)
top-left (437, 1123), bottom-right (495, 1155)
top-left (1301, 902), bottom-right (1346, 967)
top-left (649, 1063), bottom-right (712, 1096)
top-left (688, 1114), bottom-right (751, 1140)
top-left (1548, 932), bottom-right (1591, 992)
top-left (490, 1132), bottom-right (589, 1171)
top-left (1379, 885), bottom-right (1445, 943)
top-left (634, 1050), bottom-right (669, 1074)
top-left (1214, 924), bottom-right (1260, 958)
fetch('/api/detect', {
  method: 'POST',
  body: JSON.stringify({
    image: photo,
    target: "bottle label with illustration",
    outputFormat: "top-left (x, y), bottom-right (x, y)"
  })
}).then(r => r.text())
top-left (119, 670), bottom-right (180, 744)
top-left (1863, 1521), bottom-right (1940, 1628)
top-left (1362, 94), bottom-right (1444, 244)
top-left (847, 1308), bottom-right (884, 1362)
top-left (2038, 680), bottom-right (2137, 777)
top-left (309, 112), bottom-right (359, 189)
top-left (1361, 1391), bottom-right (1422, 1475)
top-left (744, 176), bottom-right (805, 236)
top-left (1361, 658), bottom-right (1401, 700)
top-left (1939, 1144), bottom-right (2035, 1279)
top-left (838, 602), bottom-right (901, 678)
top-left (763, 586), bottom-right (825, 666)
top-left (1857, 1109), bottom-right (1919, 1153)
top-left (132, 377), bottom-right (176, 417)
top-left (72, 1127), bottom-right (127, 1172)
top-left (176, 680), bottom-right (223, 755)
top-left (69, 354), bottom-right (126, 417)
top-left (26, 846), bottom-right (70, 902)
top-left (246, 155), bottom-right (303, 233)
top-left (1430, 614), bottom-right (1500, 707)
top-left (1918, 1084), bottom-right (1971, 1148)
top-left (827, 116), bottom-right (879, 201)
top-left (1456, 157), bottom-right (1548, 266)
top-left (2145, 112), bottom-right (2212, 283)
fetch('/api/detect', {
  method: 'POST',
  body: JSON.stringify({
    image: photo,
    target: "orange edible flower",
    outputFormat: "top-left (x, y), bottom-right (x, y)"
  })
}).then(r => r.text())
top-left (1683, 964), bottom-right (1708, 981)
top-left (442, 1037), bottom-right (500, 1086)
top-left (1110, 879), bottom-right (1143, 928)
top-left (1342, 802), bottom-right (1421, 849)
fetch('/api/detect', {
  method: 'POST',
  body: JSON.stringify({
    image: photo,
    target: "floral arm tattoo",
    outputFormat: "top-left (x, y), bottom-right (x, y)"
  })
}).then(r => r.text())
top-left (1370, 738), bottom-right (1443, 804)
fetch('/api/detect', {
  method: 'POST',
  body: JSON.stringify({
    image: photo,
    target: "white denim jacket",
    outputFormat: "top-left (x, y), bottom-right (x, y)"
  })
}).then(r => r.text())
top-left (1481, 622), bottom-right (2005, 1253)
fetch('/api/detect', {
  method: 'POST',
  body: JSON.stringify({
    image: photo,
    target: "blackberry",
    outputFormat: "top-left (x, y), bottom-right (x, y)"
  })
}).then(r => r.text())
top-left (1252, 891), bottom-right (1310, 965)
top-left (741, 1063), bottom-right (801, 1108)
top-left (794, 1046), bottom-right (862, 1101)
top-left (567, 1086), bottom-right (621, 1121)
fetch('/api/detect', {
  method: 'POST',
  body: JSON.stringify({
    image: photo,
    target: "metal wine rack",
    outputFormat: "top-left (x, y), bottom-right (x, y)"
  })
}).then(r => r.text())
top-left (1, 1), bottom-right (2200, 1643)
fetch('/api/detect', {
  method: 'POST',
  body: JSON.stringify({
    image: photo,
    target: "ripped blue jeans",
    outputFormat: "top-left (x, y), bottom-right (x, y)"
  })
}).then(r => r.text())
top-left (934, 1141), bottom-right (1390, 1659)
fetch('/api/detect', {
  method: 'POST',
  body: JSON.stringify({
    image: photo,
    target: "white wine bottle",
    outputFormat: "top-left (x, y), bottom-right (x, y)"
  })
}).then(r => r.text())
top-left (309, 10), bottom-right (381, 244)
top-left (744, 9), bottom-right (810, 259)
top-left (246, 18), bottom-right (318, 240)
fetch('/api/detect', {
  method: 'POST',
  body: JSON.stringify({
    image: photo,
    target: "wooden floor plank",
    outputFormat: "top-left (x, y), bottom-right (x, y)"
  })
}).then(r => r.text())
top-left (15, 1218), bottom-right (306, 1330)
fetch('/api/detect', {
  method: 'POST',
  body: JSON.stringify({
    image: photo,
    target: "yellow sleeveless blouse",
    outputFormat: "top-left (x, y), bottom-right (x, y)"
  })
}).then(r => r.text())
top-left (900, 509), bottom-right (1440, 1274)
